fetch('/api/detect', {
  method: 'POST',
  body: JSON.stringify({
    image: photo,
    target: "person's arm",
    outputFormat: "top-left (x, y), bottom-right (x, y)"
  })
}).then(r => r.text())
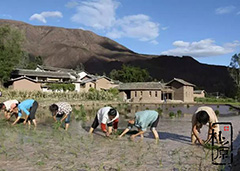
top-left (119, 128), bottom-right (130, 138)
top-left (52, 115), bottom-right (57, 122)
top-left (131, 129), bottom-right (145, 140)
top-left (113, 118), bottom-right (119, 131)
top-left (12, 116), bottom-right (21, 125)
top-left (60, 113), bottom-right (68, 122)
top-left (4, 111), bottom-right (11, 120)
top-left (101, 123), bottom-right (107, 132)
top-left (23, 115), bottom-right (29, 124)
top-left (192, 124), bottom-right (204, 145)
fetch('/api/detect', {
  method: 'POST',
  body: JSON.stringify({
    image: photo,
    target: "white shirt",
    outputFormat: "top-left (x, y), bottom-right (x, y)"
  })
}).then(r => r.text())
top-left (3, 100), bottom-right (19, 111)
top-left (97, 107), bottom-right (119, 124)
top-left (193, 106), bottom-right (218, 125)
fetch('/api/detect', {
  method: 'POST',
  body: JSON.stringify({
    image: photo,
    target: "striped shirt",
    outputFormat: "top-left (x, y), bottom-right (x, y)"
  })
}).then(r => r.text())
top-left (56, 102), bottom-right (72, 115)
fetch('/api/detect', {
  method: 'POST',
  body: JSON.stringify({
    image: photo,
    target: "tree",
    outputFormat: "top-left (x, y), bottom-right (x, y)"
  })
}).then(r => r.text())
top-left (0, 25), bottom-right (24, 83)
top-left (17, 52), bottom-right (43, 69)
top-left (109, 65), bottom-right (152, 82)
top-left (228, 53), bottom-right (240, 99)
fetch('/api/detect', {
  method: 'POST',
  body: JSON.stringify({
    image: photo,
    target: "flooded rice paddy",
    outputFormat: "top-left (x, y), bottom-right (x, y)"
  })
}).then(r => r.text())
top-left (0, 103), bottom-right (240, 170)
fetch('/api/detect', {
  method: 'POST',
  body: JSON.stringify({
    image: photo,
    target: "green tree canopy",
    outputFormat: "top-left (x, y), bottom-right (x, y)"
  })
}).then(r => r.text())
top-left (17, 52), bottom-right (43, 69)
top-left (228, 53), bottom-right (240, 99)
top-left (229, 53), bottom-right (240, 87)
top-left (109, 65), bottom-right (152, 83)
top-left (0, 25), bottom-right (24, 83)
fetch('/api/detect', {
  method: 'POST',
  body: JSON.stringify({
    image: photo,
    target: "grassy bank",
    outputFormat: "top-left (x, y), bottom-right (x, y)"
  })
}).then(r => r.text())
top-left (0, 88), bottom-right (121, 103)
top-left (195, 97), bottom-right (240, 105)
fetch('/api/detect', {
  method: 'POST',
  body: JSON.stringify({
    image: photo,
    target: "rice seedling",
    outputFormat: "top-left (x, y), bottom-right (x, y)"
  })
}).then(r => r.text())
top-left (177, 110), bottom-right (182, 117)
top-left (72, 105), bottom-right (87, 127)
top-left (169, 112), bottom-right (175, 119)
top-left (36, 161), bottom-right (45, 166)
top-left (203, 143), bottom-right (220, 150)
top-left (156, 107), bottom-right (163, 117)
top-left (53, 121), bottom-right (62, 130)
top-left (215, 110), bottom-right (220, 116)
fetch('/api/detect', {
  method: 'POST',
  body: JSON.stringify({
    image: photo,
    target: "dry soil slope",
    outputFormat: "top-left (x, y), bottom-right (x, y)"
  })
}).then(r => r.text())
top-left (0, 19), bottom-right (151, 68)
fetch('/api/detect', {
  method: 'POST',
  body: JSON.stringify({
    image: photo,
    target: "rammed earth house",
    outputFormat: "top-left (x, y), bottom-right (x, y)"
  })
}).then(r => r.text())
top-left (7, 65), bottom-right (118, 92)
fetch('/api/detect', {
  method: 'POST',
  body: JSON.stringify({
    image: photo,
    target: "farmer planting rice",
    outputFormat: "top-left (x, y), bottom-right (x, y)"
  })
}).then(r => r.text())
top-left (89, 106), bottom-right (119, 137)
top-left (119, 110), bottom-right (159, 140)
top-left (10, 99), bottom-right (38, 127)
top-left (49, 102), bottom-right (72, 131)
top-left (0, 99), bottom-right (19, 120)
top-left (191, 106), bottom-right (222, 145)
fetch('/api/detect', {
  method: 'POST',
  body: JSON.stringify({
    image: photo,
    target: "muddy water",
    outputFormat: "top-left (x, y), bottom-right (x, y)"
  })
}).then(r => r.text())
top-left (0, 104), bottom-right (240, 170)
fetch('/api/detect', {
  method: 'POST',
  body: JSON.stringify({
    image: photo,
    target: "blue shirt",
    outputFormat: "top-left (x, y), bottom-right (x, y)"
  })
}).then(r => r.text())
top-left (18, 99), bottom-right (35, 117)
top-left (132, 110), bottom-right (159, 131)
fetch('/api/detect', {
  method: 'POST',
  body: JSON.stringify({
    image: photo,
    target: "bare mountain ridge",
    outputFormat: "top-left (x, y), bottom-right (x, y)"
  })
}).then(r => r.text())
top-left (0, 19), bottom-right (154, 68)
top-left (0, 19), bottom-right (235, 96)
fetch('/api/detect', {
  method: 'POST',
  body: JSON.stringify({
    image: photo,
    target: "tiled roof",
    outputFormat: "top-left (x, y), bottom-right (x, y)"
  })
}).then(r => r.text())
top-left (12, 69), bottom-right (72, 79)
top-left (167, 78), bottom-right (195, 87)
top-left (117, 82), bottom-right (173, 91)
top-left (36, 65), bottom-right (76, 73)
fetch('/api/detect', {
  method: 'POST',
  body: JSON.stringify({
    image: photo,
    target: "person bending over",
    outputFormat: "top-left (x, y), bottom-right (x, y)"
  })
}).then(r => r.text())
top-left (191, 106), bottom-right (221, 145)
top-left (89, 106), bottom-right (119, 137)
top-left (119, 110), bottom-right (159, 140)
top-left (49, 102), bottom-right (72, 131)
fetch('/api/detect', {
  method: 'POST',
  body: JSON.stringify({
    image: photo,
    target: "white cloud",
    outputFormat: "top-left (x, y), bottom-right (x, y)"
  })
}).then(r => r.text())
top-left (71, 0), bottom-right (119, 29)
top-left (70, 0), bottom-right (159, 43)
top-left (215, 5), bottom-right (235, 14)
top-left (106, 14), bottom-right (159, 41)
top-left (150, 40), bottom-right (159, 45)
top-left (29, 11), bottom-right (63, 23)
top-left (161, 39), bottom-right (240, 57)
top-left (1, 14), bottom-right (12, 19)
top-left (65, 1), bottom-right (79, 8)
top-left (161, 26), bottom-right (169, 31)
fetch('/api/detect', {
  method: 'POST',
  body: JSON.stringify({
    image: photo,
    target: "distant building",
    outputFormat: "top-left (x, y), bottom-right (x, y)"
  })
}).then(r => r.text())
top-left (80, 76), bottom-right (118, 92)
top-left (166, 78), bottom-right (195, 103)
top-left (193, 90), bottom-right (206, 98)
top-left (7, 65), bottom-right (119, 92)
top-left (117, 82), bottom-right (174, 103)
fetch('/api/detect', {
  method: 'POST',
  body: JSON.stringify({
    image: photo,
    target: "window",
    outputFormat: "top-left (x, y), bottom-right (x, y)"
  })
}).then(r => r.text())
top-left (141, 91), bottom-right (143, 96)
top-left (135, 91), bottom-right (137, 97)
top-left (155, 91), bottom-right (158, 97)
top-left (149, 91), bottom-right (152, 97)
top-left (89, 84), bottom-right (92, 87)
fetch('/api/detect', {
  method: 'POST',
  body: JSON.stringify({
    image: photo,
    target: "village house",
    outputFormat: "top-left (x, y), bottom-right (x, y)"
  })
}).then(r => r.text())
top-left (193, 90), bottom-right (206, 98)
top-left (8, 66), bottom-right (118, 92)
top-left (117, 78), bottom-right (196, 103)
top-left (166, 78), bottom-right (195, 103)
top-left (80, 76), bottom-right (118, 92)
top-left (117, 82), bottom-right (174, 103)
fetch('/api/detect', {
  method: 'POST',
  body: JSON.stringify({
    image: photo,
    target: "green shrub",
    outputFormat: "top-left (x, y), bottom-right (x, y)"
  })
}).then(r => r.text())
top-left (47, 83), bottom-right (75, 92)
top-left (215, 110), bottom-right (220, 116)
top-left (169, 112), bottom-right (175, 119)
top-left (156, 107), bottom-right (163, 117)
top-left (108, 88), bottom-right (119, 96)
top-left (177, 110), bottom-right (182, 117)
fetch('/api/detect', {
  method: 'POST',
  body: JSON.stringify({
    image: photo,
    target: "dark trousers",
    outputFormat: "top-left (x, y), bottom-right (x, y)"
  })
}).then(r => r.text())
top-left (27, 101), bottom-right (38, 121)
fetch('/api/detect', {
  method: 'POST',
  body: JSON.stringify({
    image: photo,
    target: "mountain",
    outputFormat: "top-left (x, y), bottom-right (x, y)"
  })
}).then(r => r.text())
top-left (0, 19), bottom-right (235, 96)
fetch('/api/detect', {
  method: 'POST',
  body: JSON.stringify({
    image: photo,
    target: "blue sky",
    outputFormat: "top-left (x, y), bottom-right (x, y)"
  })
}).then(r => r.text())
top-left (1, 0), bottom-right (240, 66)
